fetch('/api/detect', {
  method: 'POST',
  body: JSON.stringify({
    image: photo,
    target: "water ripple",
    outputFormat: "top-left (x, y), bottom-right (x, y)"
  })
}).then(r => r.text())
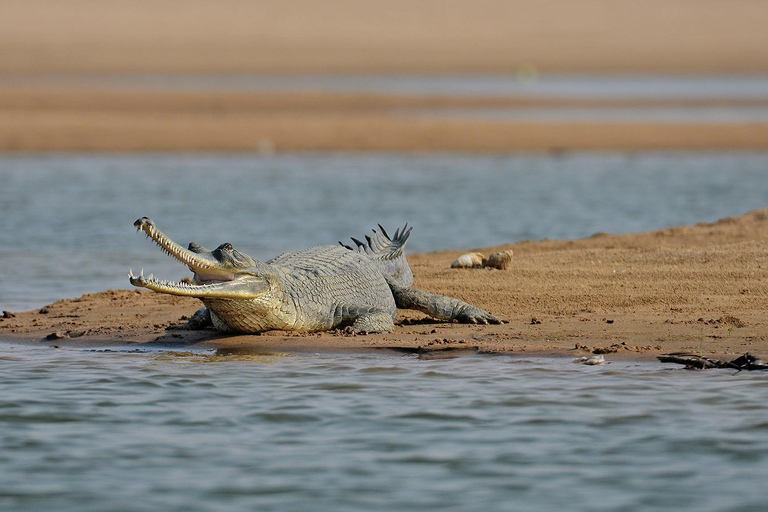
top-left (1, 347), bottom-right (768, 512)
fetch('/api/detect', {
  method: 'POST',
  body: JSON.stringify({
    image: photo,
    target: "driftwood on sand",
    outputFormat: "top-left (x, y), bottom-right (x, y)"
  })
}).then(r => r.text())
top-left (658, 353), bottom-right (768, 371)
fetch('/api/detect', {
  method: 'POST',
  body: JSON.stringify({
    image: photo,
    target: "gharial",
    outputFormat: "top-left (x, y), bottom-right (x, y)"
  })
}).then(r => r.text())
top-left (129, 217), bottom-right (503, 333)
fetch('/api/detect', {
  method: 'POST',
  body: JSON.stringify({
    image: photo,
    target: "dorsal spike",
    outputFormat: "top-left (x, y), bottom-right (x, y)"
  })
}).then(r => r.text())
top-left (370, 231), bottom-right (387, 251)
top-left (348, 223), bottom-right (413, 287)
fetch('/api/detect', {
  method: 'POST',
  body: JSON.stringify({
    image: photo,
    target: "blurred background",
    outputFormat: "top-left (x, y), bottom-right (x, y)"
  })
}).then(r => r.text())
top-left (1, 0), bottom-right (767, 151)
top-left (1, 0), bottom-right (768, 309)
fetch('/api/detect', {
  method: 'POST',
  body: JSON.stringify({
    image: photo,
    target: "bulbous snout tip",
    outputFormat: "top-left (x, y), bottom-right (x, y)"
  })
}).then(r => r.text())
top-left (134, 216), bottom-right (154, 228)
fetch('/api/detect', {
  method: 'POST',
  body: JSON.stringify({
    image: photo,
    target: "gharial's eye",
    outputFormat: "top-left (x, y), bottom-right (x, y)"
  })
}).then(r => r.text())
top-left (221, 243), bottom-right (234, 252)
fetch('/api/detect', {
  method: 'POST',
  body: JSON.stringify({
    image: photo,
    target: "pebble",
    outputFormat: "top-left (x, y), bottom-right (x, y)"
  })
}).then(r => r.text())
top-left (450, 250), bottom-right (514, 270)
top-left (484, 250), bottom-right (514, 270)
top-left (573, 355), bottom-right (606, 365)
top-left (451, 252), bottom-right (485, 268)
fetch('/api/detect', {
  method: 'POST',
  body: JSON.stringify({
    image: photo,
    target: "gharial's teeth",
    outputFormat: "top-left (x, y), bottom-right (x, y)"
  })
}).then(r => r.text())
top-left (136, 222), bottom-right (218, 273)
top-left (140, 269), bottom-right (144, 279)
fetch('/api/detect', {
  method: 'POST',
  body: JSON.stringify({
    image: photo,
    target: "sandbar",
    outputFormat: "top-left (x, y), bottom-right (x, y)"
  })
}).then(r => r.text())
top-left (3, 208), bottom-right (767, 361)
top-left (1, 89), bottom-right (767, 152)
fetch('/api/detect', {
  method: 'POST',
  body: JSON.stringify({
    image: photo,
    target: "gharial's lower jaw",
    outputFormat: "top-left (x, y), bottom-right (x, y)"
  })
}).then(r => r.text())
top-left (128, 269), bottom-right (260, 299)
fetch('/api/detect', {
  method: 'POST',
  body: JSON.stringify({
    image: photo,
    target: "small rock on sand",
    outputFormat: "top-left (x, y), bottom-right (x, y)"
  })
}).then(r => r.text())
top-left (450, 250), bottom-right (513, 269)
top-left (451, 252), bottom-right (485, 268)
top-left (484, 250), bottom-right (514, 270)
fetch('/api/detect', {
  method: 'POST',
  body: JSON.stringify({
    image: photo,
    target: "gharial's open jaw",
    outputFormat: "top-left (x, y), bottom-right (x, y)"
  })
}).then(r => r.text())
top-left (130, 217), bottom-right (252, 297)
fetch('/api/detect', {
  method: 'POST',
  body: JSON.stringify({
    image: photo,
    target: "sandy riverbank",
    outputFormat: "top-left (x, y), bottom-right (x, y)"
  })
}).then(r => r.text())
top-left (2, 0), bottom-right (767, 74)
top-left (3, 208), bottom-right (767, 360)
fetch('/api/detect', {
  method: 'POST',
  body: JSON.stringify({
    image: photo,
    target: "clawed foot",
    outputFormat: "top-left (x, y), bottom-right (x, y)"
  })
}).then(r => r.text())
top-left (455, 306), bottom-right (505, 325)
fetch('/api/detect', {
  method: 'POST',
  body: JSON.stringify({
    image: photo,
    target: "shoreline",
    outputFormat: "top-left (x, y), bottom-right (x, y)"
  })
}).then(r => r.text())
top-left (3, 208), bottom-right (768, 361)
top-left (0, 341), bottom-right (668, 366)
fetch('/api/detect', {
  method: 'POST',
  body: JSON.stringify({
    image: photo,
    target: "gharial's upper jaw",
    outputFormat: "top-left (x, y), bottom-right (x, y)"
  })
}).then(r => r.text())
top-left (133, 216), bottom-right (219, 272)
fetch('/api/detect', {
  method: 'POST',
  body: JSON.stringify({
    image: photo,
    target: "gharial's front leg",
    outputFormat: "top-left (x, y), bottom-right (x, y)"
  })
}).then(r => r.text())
top-left (170, 307), bottom-right (213, 330)
top-left (331, 304), bottom-right (396, 334)
top-left (390, 284), bottom-right (504, 325)
top-left (350, 309), bottom-right (396, 334)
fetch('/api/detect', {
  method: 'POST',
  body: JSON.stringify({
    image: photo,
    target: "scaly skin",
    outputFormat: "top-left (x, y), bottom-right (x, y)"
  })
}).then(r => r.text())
top-left (202, 246), bottom-right (397, 333)
top-left (129, 217), bottom-right (502, 333)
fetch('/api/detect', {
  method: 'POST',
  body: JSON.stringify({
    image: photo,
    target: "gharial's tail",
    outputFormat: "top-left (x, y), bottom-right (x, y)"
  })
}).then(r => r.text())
top-left (340, 224), bottom-right (414, 288)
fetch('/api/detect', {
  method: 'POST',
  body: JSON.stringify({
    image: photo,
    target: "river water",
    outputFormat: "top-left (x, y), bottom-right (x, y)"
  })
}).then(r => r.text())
top-left (2, 151), bottom-right (768, 511)
top-left (4, 73), bottom-right (768, 99)
top-left (2, 345), bottom-right (768, 512)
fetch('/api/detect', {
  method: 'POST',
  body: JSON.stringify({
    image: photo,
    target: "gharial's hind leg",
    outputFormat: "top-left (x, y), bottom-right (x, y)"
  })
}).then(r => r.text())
top-left (390, 284), bottom-right (503, 325)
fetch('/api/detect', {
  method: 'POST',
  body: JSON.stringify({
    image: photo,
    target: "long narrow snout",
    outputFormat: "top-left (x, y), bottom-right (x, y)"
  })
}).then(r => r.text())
top-left (129, 217), bottom-right (269, 299)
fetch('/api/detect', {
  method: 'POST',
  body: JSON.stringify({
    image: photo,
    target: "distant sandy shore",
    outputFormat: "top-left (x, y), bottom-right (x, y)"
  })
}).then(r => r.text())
top-left (2, 0), bottom-right (767, 74)
top-left (2, 0), bottom-right (768, 152)
top-left (3, 208), bottom-right (768, 361)
top-left (1, 88), bottom-right (767, 152)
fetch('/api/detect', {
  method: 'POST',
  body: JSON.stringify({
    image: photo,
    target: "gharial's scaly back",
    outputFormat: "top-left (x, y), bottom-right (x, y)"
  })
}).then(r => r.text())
top-left (340, 224), bottom-right (414, 288)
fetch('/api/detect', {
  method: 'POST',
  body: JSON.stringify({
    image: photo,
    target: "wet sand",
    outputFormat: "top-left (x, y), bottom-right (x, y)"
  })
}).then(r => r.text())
top-left (3, 208), bottom-right (767, 361)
